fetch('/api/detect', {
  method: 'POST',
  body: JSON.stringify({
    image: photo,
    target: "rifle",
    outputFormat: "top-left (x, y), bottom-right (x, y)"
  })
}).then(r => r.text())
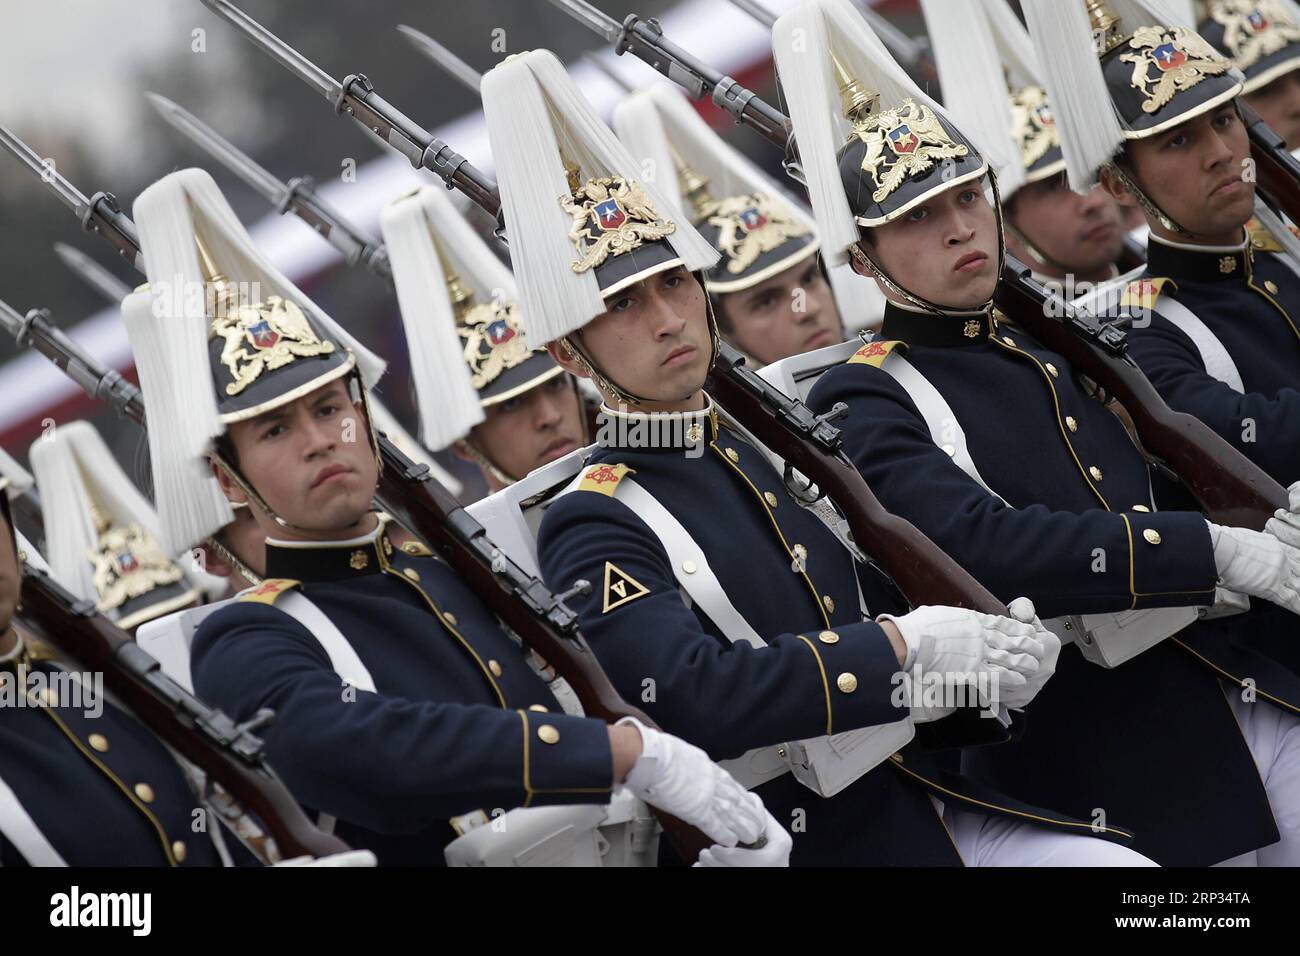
top-left (0, 129), bottom-right (723, 862)
top-left (994, 260), bottom-right (1285, 528)
top-left (1242, 100), bottom-right (1300, 227)
top-left (218, 1), bottom-right (1009, 618)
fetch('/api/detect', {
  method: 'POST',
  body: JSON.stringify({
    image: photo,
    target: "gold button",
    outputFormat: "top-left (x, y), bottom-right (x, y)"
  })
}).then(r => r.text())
top-left (941, 444), bottom-right (956, 457)
top-left (818, 630), bottom-right (840, 645)
top-left (1143, 529), bottom-right (1162, 545)
top-left (538, 724), bottom-right (560, 744)
top-left (836, 673), bottom-right (858, 693)
top-left (725, 448), bottom-right (740, 463)
top-left (172, 840), bottom-right (187, 863)
top-left (1045, 363), bottom-right (1059, 378)
top-left (1002, 335), bottom-right (1016, 347)
top-left (443, 612), bottom-right (457, 627)
top-left (88, 734), bottom-right (109, 753)
top-left (681, 560), bottom-right (698, 574)
top-left (134, 783), bottom-right (156, 804)
top-left (528, 704), bottom-right (548, 712)
top-left (1265, 279), bottom-right (1279, 294)
top-left (403, 567), bottom-right (420, 582)
top-left (1065, 416), bottom-right (1078, 432)
top-left (349, 550), bottom-right (369, 571)
top-left (488, 659), bottom-right (503, 677)
top-left (1089, 466), bottom-right (1104, 482)
top-left (823, 595), bottom-right (835, 613)
top-left (792, 544), bottom-right (808, 561)
top-left (1133, 504), bottom-right (1150, 513)
top-left (764, 491), bottom-right (779, 508)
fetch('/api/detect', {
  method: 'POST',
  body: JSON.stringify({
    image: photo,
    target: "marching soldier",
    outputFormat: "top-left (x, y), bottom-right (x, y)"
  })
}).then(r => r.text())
top-left (483, 46), bottom-right (1158, 866)
top-left (919, 0), bottom-right (1129, 297)
top-left (1029, 0), bottom-right (1300, 484)
top-left (380, 185), bottom-right (588, 492)
top-left (120, 167), bottom-right (787, 866)
top-left (784, 0), bottom-right (1300, 864)
top-left (1199, 0), bottom-right (1300, 147)
top-left (0, 464), bottom-right (234, 866)
top-left (612, 83), bottom-right (847, 365)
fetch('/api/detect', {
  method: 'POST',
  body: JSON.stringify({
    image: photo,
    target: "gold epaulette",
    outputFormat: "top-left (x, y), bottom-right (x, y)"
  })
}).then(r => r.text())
top-left (237, 579), bottom-right (302, 605)
top-left (575, 463), bottom-right (635, 497)
top-left (1120, 277), bottom-right (1173, 311)
top-left (846, 339), bottom-right (902, 368)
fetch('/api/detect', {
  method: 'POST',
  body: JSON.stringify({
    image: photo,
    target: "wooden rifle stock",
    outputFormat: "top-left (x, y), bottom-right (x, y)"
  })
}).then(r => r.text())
top-left (707, 345), bottom-right (1007, 616)
top-left (15, 567), bottom-right (351, 862)
top-left (373, 435), bottom-right (718, 860)
top-left (1244, 103), bottom-right (1300, 225)
top-left (994, 259), bottom-right (1285, 529)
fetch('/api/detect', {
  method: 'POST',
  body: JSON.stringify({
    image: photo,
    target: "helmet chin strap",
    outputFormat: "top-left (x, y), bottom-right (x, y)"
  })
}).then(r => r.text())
top-left (1104, 160), bottom-right (1197, 240)
top-left (560, 272), bottom-right (722, 408)
top-left (211, 372), bottom-right (384, 537)
top-left (1005, 217), bottom-right (1073, 277)
top-left (849, 171), bottom-right (1008, 316)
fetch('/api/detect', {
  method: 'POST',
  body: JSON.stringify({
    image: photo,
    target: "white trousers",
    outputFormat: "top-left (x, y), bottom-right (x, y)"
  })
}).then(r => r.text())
top-left (1213, 681), bottom-right (1300, 867)
top-left (934, 798), bottom-right (1158, 867)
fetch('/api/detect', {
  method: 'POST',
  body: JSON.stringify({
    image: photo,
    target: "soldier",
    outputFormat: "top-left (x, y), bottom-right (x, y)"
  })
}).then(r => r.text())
top-left (613, 83), bottom-right (846, 365)
top-left (919, 0), bottom-right (1129, 298)
top-left (121, 167), bottom-right (787, 867)
top-left (0, 462), bottom-right (231, 866)
top-left (380, 185), bottom-right (588, 493)
top-left (1029, 0), bottom-right (1300, 484)
top-left (483, 46), bottom-right (1159, 866)
top-left (1199, 0), bottom-right (1300, 147)
top-left (28, 420), bottom-right (218, 631)
top-left (783, 0), bottom-right (1300, 864)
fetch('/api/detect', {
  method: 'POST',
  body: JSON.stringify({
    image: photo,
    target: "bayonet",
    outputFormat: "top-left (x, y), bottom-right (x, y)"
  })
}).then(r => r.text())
top-left (145, 92), bottom-right (390, 278)
top-left (199, 0), bottom-right (499, 217)
top-left (0, 126), bottom-right (141, 271)
top-left (396, 25), bottom-right (482, 94)
top-left (53, 243), bottom-right (133, 304)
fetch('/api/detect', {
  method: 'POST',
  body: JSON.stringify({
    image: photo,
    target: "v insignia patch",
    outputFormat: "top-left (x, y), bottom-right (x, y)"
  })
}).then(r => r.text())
top-left (602, 561), bottom-right (649, 613)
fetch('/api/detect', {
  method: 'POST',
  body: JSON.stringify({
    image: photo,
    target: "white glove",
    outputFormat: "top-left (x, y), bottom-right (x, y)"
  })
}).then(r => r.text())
top-left (618, 717), bottom-right (765, 848)
top-left (997, 597), bottom-right (1061, 709)
top-left (693, 808), bottom-right (792, 867)
top-left (1263, 481), bottom-right (1300, 550)
top-left (274, 850), bottom-right (378, 867)
top-left (879, 605), bottom-right (1046, 719)
top-left (1207, 520), bottom-right (1300, 615)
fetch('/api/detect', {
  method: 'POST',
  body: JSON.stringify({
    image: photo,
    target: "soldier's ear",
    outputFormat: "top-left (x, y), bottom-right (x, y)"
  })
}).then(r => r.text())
top-left (1098, 166), bottom-right (1138, 207)
top-left (547, 340), bottom-right (588, 380)
top-left (210, 459), bottom-right (248, 506)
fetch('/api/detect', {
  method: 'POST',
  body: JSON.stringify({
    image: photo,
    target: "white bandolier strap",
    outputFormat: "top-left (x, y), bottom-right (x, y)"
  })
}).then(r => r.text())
top-left (1144, 296), bottom-right (1245, 394)
top-left (872, 348), bottom-right (1197, 667)
top-left (612, 477), bottom-right (912, 796)
top-left (0, 772), bottom-right (68, 866)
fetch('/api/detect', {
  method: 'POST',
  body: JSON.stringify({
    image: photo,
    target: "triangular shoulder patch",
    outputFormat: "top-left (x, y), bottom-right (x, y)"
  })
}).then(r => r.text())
top-left (1121, 276), bottom-right (1173, 311)
top-left (238, 578), bottom-right (302, 605)
top-left (1247, 217), bottom-right (1285, 253)
top-left (577, 463), bottom-right (635, 498)
top-left (602, 561), bottom-right (649, 613)
top-left (846, 340), bottom-right (902, 368)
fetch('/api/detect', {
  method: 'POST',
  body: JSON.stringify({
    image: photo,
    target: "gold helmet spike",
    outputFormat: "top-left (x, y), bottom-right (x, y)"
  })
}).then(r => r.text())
top-left (832, 53), bottom-right (879, 125)
top-left (1085, 0), bottom-right (1127, 54)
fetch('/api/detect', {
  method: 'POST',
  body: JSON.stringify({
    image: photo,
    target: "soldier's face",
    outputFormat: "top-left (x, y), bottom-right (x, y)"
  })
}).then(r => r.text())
top-left (1108, 103), bottom-right (1255, 241)
top-left (717, 257), bottom-right (843, 365)
top-left (1244, 70), bottom-right (1300, 147)
top-left (860, 184), bottom-right (1000, 309)
top-left (1006, 175), bottom-right (1125, 278)
top-left (549, 266), bottom-right (712, 410)
top-left (0, 514), bottom-right (18, 641)
top-left (463, 375), bottom-right (585, 489)
top-left (218, 379), bottom-right (379, 540)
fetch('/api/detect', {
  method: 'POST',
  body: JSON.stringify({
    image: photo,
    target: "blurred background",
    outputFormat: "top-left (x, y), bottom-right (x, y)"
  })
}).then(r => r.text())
top-left (0, 0), bottom-right (923, 501)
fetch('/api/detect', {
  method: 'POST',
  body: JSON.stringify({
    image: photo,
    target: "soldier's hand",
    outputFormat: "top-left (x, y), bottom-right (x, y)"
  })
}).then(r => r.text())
top-left (994, 597), bottom-right (1061, 709)
top-left (1208, 520), bottom-right (1300, 616)
top-left (694, 808), bottom-right (792, 867)
top-left (616, 717), bottom-right (766, 848)
top-left (1264, 481), bottom-right (1300, 550)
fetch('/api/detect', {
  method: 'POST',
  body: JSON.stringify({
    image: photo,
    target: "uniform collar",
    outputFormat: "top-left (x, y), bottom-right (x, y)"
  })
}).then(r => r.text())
top-left (879, 300), bottom-right (994, 348)
top-left (595, 396), bottom-right (719, 452)
top-left (1146, 229), bottom-right (1251, 283)
top-left (264, 514), bottom-right (397, 582)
